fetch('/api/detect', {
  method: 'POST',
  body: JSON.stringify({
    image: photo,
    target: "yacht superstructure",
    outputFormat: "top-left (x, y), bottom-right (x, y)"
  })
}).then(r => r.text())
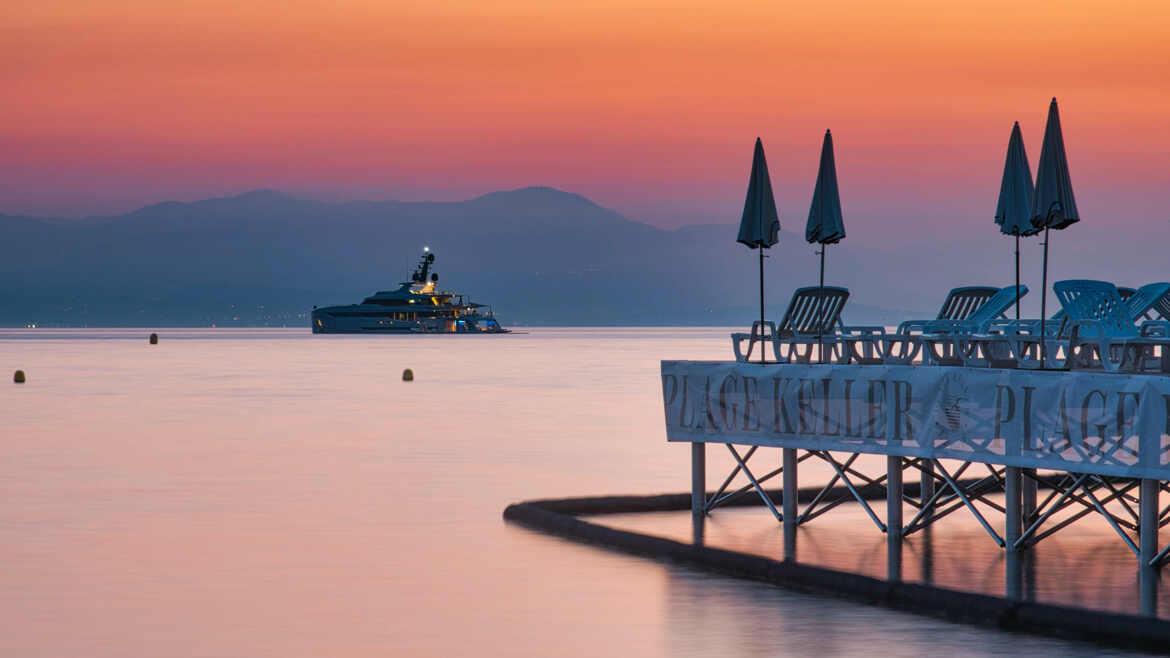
top-left (311, 249), bottom-right (507, 334)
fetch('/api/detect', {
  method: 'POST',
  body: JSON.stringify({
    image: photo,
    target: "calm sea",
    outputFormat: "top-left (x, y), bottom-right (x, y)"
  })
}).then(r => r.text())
top-left (0, 328), bottom-right (1155, 656)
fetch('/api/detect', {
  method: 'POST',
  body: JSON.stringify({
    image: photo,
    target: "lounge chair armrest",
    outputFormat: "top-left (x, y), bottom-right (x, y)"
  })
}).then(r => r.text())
top-left (730, 333), bottom-right (749, 362)
top-left (980, 318), bottom-right (1015, 334)
top-left (973, 318), bottom-right (1001, 334)
top-left (839, 325), bottom-right (886, 336)
top-left (790, 330), bottom-right (840, 341)
top-left (895, 320), bottom-right (931, 335)
top-left (1004, 319), bottom-right (1044, 335)
top-left (1140, 321), bottom-right (1170, 337)
top-left (923, 319), bottom-right (975, 334)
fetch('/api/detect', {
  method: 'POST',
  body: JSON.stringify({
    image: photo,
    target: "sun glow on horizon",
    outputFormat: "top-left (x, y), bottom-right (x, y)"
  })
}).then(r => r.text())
top-left (2, 0), bottom-right (1169, 232)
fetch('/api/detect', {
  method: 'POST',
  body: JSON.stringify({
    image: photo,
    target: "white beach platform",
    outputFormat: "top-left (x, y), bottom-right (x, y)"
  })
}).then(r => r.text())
top-left (662, 360), bottom-right (1170, 613)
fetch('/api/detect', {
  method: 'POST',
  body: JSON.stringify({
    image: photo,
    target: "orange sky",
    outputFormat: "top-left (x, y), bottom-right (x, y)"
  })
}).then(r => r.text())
top-left (3, 0), bottom-right (1170, 234)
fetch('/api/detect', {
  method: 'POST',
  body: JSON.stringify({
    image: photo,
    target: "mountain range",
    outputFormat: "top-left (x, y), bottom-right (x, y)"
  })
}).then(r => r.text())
top-left (1, 187), bottom-right (1162, 327)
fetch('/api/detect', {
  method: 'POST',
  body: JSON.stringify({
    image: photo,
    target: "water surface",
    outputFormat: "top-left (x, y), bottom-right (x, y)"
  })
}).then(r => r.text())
top-left (0, 328), bottom-right (1154, 656)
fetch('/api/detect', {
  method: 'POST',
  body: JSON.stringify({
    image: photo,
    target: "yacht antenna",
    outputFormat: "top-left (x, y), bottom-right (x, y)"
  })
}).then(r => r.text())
top-left (412, 249), bottom-right (436, 283)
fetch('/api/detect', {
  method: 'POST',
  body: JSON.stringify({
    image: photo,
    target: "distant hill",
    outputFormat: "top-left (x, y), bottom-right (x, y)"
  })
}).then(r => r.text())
top-left (1, 186), bottom-right (1155, 327)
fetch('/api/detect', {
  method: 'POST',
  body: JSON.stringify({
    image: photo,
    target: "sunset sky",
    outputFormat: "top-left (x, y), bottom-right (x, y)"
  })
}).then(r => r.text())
top-left (3, 0), bottom-right (1169, 239)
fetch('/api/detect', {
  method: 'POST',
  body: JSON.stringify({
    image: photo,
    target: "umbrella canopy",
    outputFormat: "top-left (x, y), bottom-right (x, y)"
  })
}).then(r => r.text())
top-left (805, 130), bottom-right (846, 245)
top-left (994, 122), bottom-right (1039, 237)
top-left (1031, 98), bottom-right (1080, 230)
top-left (1031, 97), bottom-right (1081, 365)
top-left (804, 130), bottom-right (846, 357)
top-left (736, 137), bottom-right (781, 248)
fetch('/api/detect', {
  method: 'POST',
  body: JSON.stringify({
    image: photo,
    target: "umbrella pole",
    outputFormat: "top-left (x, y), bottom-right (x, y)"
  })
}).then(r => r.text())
top-left (759, 246), bottom-right (765, 365)
top-left (1015, 234), bottom-right (1021, 321)
top-left (818, 245), bottom-right (826, 363)
top-left (1039, 227), bottom-right (1050, 367)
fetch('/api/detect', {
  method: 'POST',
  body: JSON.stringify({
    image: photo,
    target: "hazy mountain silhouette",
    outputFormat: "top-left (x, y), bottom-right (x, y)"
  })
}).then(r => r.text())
top-left (2, 186), bottom-right (1158, 327)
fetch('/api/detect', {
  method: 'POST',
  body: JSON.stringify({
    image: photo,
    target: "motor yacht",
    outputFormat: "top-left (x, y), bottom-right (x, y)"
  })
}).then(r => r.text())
top-left (311, 249), bottom-right (507, 334)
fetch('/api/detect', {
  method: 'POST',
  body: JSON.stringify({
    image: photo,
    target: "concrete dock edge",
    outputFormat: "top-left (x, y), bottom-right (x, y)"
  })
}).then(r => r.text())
top-left (503, 488), bottom-right (1170, 653)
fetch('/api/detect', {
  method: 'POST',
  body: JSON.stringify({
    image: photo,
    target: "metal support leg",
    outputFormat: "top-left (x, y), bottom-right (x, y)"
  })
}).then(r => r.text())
top-left (1023, 468), bottom-right (1037, 522)
top-left (920, 460), bottom-right (935, 505)
top-left (1021, 468), bottom-right (1038, 600)
top-left (691, 442), bottom-right (705, 545)
top-left (1005, 466), bottom-right (1022, 600)
top-left (887, 455), bottom-right (903, 582)
top-left (783, 447), bottom-right (798, 562)
top-left (920, 526), bottom-right (934, 585)
top-left (1141, 478), bottom-right (1159, 616)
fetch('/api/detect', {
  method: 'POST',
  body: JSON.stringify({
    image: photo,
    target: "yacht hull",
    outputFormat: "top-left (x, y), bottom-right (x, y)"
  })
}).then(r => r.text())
top-left (311, 305), bottom-right (507, 334)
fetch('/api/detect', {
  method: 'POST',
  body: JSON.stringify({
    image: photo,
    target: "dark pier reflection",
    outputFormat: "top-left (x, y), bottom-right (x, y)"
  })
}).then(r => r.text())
top-left (616, 499), bottom-right (1164, 619)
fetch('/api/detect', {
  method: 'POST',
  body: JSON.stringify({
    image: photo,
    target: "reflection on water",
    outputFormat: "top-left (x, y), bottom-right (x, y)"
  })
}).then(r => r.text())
top-left (599, 491), bottom-right (1167, 618)
top-left (0, 328), bottom-right (1157, 656)
top-left (660, 567), bottom-right (1149, 657)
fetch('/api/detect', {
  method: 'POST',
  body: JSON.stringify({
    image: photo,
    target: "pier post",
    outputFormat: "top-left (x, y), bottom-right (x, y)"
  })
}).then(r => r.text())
top-left (887, 455), bottom-right (903, 582)
top-left (920, 460), bottom-right (934, 510)
top-left (1022, 469), bottom-right (1037, 523)
top-left (1140, 478), bottom-right (1159, 616)
top-left (782, 447), bottom-right (798, 561)
top-left (920, 526), bottom-right (934, 585)
top-left (691, 442), bottom-right (705, 544)
top-left (1004, 466), bottom-right (1022, 600)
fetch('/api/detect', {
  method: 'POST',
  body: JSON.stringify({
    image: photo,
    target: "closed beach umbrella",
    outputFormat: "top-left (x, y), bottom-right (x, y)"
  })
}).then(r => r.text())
top-left (806, 131), bottom-right (846, 246)
top-left (1031, 98), bottom-right (1080, 360)
top-left (994, 122), bottom-right (1038, 319)
top-left (1032, 98), bottom-right (1079, 231)
top-left (736, 138), bottom-right (781, 363)
top-left (805, 130), bottom-right (845, 348)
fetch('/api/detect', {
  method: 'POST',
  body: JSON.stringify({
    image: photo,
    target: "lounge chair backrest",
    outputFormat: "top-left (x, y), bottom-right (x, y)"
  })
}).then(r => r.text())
top-left (1053, 280), bottom-right (1137, 338)
top-left (970, 285), bottom-right (1029, 325)
top-left (1053, 284), bottom-right (1132, 323)
top-left (779, 286), bottom-right (850, 335)
top-left (1127, 283), bottom-right (1170, 322)
top-left (1047, 286), bottom-right (1129, 332)
top-left (1153, 291), bottom-right (1170, 322)
top-left (936, 286), bottom-right (999, 320)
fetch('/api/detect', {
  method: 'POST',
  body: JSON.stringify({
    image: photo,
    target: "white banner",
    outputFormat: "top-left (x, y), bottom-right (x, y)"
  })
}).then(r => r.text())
top-left (661, 361), bottom-right (1170, 479)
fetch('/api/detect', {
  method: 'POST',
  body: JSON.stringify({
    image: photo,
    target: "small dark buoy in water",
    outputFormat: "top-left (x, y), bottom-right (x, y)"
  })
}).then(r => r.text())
top-left (149, 333), bottom-right (158, 345)
top-left (14, 370), bottom-right (26, 384)
top-left (402, 368), bottom-right (414, 382)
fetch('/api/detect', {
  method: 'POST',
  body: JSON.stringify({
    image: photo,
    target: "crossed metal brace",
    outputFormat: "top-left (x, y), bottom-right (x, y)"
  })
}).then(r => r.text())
top-left (1015, 472), bottom-right (1143, 555)
top-left (798, 451), bottom-right (891, 532)
top-left (703, 444), bottom-right (814, 520)
top-left (703, 446), bottom-right (1170, 568)
top-left (903, 459), bottom-right (1006, 546)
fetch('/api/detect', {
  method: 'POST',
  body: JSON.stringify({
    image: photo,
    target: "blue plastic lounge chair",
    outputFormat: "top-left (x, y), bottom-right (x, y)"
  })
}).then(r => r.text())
top-left (1056, 280), bottom-right (1170, 372)
top-left (1126, 284), bottom-right (1169, 322)
top-left (978, 282), bottom-right (1169, 369)
top-left (773, 286), bottom-right (851, 363)
top-left (842, 286), bottom-right (1000, 365)
top-left (916, 285), bottom-right (1029, 365)
top-left (732, 286), bottom-right (851, 363)
top-left (990, 285), bottom-right (1137, 345)
top-left (731, 319), bottom-right (779, 363)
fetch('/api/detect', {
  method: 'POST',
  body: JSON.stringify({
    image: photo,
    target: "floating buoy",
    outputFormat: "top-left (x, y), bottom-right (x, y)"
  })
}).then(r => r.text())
top-left (402, 368), bottom-right (414, 382)
top-left (14, 370), bottom-right (25, 384)
top-left (149, 333), bottom-right (158, 345)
